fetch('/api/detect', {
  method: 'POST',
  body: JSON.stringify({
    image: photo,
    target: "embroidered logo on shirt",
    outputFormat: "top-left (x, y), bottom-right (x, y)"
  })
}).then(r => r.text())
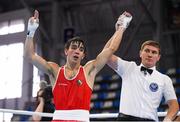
top-left (77, 80), bottom-right (82, 86)
top-left (149, 82), bottom-right (158, 92)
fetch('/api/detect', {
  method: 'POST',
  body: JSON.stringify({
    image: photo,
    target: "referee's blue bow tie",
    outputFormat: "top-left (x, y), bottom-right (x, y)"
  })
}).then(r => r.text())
top-left (140, 66), bottom-right (153, 75)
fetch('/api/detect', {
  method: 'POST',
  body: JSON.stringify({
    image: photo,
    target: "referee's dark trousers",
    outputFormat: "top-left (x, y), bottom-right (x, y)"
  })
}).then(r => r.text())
top-left (117, 113), bottom-right (155, 121)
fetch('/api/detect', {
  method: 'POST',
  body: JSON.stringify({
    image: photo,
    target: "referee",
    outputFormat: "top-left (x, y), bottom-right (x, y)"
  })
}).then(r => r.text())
top-left (106, 40), bottom-right (179, 121)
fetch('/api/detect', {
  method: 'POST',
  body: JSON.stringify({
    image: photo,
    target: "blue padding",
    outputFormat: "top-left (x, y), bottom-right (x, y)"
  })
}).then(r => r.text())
top-left (116, 91), bottom-right (121, 98)
top-left (98, 92), bottom-right (107, 99)
top-left (102, 75), bottom-right (112, 80)
top-left (113, 100), bottom-right (120, 107)
top-left (94, 102), bottom-right (103, 109)
top-left (176, 88), bottom-right (180, 94)
top-left (101, 83), bottom-right (108, 90)
top-left (157, 108), bottom-right (165, 112)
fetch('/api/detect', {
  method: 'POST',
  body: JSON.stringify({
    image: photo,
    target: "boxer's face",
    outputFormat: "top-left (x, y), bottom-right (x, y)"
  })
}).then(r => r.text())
top-left (65, 41), bottom-right (85, 63)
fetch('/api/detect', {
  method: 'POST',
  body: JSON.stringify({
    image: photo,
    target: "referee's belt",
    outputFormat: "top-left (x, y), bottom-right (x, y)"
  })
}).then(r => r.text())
top-left (117, 113), bottom-right (155, 121)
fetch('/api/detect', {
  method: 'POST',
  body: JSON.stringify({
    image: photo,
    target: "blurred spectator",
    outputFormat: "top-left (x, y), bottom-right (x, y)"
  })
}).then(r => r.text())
top-left (32, 81), bottom-right (55, 122)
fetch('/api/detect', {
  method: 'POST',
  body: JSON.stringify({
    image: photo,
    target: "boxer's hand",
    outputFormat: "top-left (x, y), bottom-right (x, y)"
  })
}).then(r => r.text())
top-left (115, 11), bottom-right (132, 30)
top-left (27, 10), bottom-right (39, 37)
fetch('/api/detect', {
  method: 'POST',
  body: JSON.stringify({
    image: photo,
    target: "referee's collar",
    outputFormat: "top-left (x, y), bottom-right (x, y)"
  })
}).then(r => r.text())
top-left (139, 63), bottom-right (156, 71)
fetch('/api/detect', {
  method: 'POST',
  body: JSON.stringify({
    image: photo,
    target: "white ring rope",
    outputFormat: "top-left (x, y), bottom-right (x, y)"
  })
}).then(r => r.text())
top-left (0, 108), bottom-right (179, 118)
top-left (0, 108), bottom-right (53, 117)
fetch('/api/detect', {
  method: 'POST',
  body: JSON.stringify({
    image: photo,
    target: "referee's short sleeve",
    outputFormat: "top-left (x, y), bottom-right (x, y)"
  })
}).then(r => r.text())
top-left (115, 57), bottom-right (133, 76)
top-left (163, 76), bottom-right (177, 102)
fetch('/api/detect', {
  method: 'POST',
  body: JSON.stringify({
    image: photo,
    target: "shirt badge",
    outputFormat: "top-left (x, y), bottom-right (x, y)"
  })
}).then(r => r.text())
top-left (149, 82), bottom-right (158, 92)
top-left (77, 80), bottom-right (82, 86)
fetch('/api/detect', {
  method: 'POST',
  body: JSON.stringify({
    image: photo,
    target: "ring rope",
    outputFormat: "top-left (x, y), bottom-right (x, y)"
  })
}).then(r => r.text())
top-left (0, 108), bottom-right (179, 118)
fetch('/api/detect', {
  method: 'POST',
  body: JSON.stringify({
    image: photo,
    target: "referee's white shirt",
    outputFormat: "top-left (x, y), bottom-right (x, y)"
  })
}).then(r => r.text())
top-left (110, 57), bottom-right (177, 121)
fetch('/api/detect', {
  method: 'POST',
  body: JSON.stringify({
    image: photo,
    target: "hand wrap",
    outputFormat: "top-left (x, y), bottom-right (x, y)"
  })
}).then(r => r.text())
top-left (27, 18), bottom-right (39, 37)
top-left (115, 13), bottom-right (132, 30)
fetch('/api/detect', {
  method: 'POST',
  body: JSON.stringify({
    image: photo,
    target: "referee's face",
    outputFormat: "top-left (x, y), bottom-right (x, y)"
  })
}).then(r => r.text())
top-left (140, 45), bottom-right (161, 68)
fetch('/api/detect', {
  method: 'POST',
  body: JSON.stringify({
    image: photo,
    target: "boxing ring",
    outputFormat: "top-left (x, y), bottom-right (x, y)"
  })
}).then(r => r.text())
top-left (0, 108), bottom-right (179, 121)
